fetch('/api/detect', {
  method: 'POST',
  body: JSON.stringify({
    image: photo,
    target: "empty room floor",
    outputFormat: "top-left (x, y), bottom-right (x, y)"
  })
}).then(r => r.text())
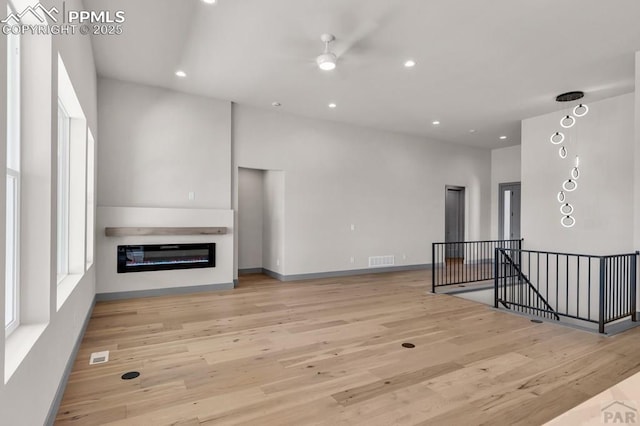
top-left (55, 271), bottom-right (640, 425)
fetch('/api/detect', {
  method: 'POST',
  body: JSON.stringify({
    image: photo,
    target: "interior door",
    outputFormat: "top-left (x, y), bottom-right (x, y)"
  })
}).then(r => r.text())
top-left (445, 186), bottom-right (465, 258)
top-left (499, 182), bottom-right (521, 240)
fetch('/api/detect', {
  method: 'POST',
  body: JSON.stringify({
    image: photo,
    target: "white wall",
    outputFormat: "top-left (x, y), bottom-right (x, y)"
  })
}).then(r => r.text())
top-left (97, 78), bottom-right (231, 209)
top-left (522, 93), bottom-right (635, 254)
top-left (233, 105), bottom-right (491, 276)
top-left (237, 168), bottom-right (264, 270)
top-left (262, 170), bottom-right (285, 274)
top-left (0, 0), bottom-right (98, 424)
top-left (490, 145), bottom-right (521, 239)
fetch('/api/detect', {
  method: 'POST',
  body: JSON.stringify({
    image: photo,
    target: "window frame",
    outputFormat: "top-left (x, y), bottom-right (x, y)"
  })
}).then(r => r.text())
top-left (86, 131), bottom-right (95, 268)
top-left (57, 100), bottom-right (71, 283)
top-left (5, 0), bottom-right (21, 336)
top-left (5, 170), bottom-right (20, 336)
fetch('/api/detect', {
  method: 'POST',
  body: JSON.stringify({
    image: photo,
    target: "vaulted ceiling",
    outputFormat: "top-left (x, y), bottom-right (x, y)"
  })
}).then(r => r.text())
top-left (87, 0), bottom-right (640, 149)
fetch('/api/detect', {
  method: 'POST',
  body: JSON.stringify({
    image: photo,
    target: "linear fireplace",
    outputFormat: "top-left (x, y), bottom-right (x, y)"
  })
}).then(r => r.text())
top-left (117, 243), bottom-right (215, 273)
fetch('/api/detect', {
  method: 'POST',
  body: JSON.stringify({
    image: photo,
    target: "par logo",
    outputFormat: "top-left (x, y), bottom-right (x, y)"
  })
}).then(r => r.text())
top-left (602, 401), bottom-right (638, 424)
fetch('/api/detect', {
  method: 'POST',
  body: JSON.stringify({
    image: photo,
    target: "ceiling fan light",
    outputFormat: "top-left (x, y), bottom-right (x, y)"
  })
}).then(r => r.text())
top-left (317, 53), bottom-right (337, 71)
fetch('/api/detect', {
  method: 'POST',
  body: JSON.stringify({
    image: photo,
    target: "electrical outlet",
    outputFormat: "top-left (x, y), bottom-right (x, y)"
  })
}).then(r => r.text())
top-left (350, 256), bottom-right (355, 264)
top-left (402, 254), bottom-right (407, 260)
top-left (350, 224), bottom-right (355, 231)
top-left (188, 192), bottom-right (196, 201)
top-left (276, 259), bottom-right (280, 266)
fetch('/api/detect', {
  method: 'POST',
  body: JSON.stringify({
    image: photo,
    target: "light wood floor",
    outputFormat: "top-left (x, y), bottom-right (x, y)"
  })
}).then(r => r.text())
top-left (55, 271), bottom-right (640, 425)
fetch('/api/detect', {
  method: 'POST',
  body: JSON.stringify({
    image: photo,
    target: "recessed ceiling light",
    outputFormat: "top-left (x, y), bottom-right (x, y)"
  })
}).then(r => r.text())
top-left (328, 103), bottom-right (337, 108)
top-left (499, 136), bottom-right (507, 140)
top-left (432, 120), bottom-right (440, 125)
top-left (469, 129), bottom-right (476, 133)
top-left (272, 102), bottom-right (281, 107)
top-left (202, 0), bottom-right (216, 4)
top-left (404, 60), bottom-right (416, 68)
top-left (175, 70), bottom-right (187, 78)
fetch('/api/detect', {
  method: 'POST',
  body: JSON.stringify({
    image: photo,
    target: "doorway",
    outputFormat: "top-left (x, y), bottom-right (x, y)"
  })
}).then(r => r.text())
top-left (445, 186), bottom-right (465, 259)
top-left (237, 167), bottom-right (285, 277)
top-left (238, 168), bottom-right (265, 273)
top-left (499, 182), bottom-right (521, 240)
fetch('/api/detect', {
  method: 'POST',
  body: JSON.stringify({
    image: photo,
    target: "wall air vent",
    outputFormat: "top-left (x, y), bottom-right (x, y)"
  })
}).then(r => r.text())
top-left (368, 255), bottom-right (395, 268)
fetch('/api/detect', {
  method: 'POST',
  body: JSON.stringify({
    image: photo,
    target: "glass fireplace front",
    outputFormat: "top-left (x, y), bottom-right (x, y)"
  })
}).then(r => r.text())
top-left (117, 243), bottom-right (215, 273)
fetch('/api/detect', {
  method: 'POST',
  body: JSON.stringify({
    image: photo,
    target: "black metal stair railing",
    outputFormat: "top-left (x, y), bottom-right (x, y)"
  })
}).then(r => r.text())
top-left (494, 248), bottom-right (638, 333)
top-left (494, 249), bottom-right (560, 320)
top-left (431, 239), bottom-right (522, 292)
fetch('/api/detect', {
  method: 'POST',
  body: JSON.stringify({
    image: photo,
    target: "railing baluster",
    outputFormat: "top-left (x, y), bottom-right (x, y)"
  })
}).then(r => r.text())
top-left (632, 253), bottom-right (638, 322)
top-left (576, 256), bottom-right (580, 319)
top-left (588, 258), bottom-right (592, 321)
top-left (565, 255), bottom-right (569, 315)
top-left (611, 257), bottom-right (615, 321)
top-left (619, 256), bottom-right (623, 319)
top-left (494, 248), bottom-right (499, 308)
top-left (556, 254), bottom-right (559, 315)
top-left (546, 253), bottom-right (549, 310)
top-left (599, 257), bottom-right (606, 333)
top-left (613, 257), bottom-right (617, 320)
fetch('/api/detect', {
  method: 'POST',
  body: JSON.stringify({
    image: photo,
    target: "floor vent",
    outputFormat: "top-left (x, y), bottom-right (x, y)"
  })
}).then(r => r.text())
top-left (368, 255), bottom-right (395, 268)
top-left (89, 351), bottom-right (109, 365)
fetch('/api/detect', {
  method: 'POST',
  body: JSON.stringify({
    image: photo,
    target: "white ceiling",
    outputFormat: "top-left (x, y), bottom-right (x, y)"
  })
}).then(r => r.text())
top-left (87, 0), bottom-right (640, 149)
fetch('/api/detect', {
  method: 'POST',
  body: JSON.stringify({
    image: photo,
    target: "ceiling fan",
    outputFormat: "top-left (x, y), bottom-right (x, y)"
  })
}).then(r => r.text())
top-left (316, 34), bottom-right (337, 71)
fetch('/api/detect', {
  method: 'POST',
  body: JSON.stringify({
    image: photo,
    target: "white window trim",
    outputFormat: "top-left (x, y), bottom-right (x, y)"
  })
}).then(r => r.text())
top-left (85, 131), bottom-right (95, 268)
top-left (5, 1), bottom-right (21, 337)
top-left (57, 101), bottom-right (70, 284)
top-left (5, 170), bottom-right (20, 336)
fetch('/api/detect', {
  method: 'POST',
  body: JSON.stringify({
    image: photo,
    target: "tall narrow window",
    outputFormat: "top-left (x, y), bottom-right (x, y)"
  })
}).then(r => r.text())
top-left (57, 55), bottom-right (88, 305)
top-left (57, 101), bottom-right (70, 282)
top-left (5, 3), bottom-right (21, 335)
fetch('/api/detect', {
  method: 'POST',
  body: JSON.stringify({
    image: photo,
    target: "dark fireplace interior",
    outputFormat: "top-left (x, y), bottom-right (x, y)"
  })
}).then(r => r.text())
top-left (117, 243), bottom-right (216, 273)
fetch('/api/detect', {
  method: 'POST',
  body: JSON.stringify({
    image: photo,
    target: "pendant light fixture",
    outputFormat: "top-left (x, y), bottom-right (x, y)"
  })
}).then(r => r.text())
top-left (551, 91), bottom-right (588, 228)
